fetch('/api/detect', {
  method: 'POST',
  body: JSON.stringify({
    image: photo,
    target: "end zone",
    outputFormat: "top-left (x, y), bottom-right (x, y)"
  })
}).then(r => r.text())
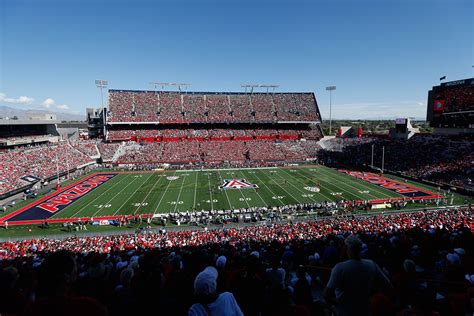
top-left (338, 170), bottom-right (444, 202)
top-left (1, 173), bottom-right (118, 225)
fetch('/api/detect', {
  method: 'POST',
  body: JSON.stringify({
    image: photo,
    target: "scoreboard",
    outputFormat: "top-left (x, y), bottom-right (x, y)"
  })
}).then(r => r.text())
top-left (427, 78), bottom-right (474, 128)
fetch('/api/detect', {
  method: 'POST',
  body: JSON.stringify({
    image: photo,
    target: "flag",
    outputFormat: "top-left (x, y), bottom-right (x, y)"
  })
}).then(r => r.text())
top-left (434, 99), bottom-right (445, 111)
top-left (440, 76), bottom-right (446, 81)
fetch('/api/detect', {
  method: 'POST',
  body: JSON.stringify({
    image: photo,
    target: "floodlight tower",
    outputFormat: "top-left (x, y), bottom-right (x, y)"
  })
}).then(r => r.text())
top-left (95, 79), bottom-right (108, 137)
top-left (326, 86), bottom-right (336, 135)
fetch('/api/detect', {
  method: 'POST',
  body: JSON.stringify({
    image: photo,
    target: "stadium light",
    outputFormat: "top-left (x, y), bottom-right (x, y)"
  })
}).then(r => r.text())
top-left (241, 84), bottom-right (279, 93)
top-left (150, 82), bottom-right (191, 92)
top-left (95, 79), bottom-right (108, 137)
top-left (150, 82), bottom-right (170, 90)
top-left (326, 86), bottom-right (336, 135)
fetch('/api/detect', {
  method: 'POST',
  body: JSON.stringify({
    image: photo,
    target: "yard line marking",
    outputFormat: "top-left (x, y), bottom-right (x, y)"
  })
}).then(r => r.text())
top-left (176, 166), bottom-right (278, 172)
top-left (217, 170), bottom-right (235, 209)
top-left (290, 168), bottom-right (358, 201)
top-left (193, 171), bottom-right (199, 209)
top-left (251, 170), bottom-right (285, 205)
top-left (112, 174), bottom-right (154, 216)
top-left (256, 169), bottom-right (301, 204)
top-left (318, 167), bottom-right (395, 199)
top-left (237, 170), bottom-right (267, 206)
top-left (278, 168), bottom-right (336, 202)
top-left (291, 167), bottom-right (367, 201)
top-left (133, 173), bottom-right (164, 215)
top-left (271, 170), bottom-right (319, 203)
top-left (153, 171), bottom-right (178, 215)
top-left (173, 173), bottom-right (188, 213)
top-left (64, 174), bottom-right (131, 219)
top-left (300, 167), bottom-right (381, 200)
top-left (206, 172), bottom-right (214, 210)
top-left (287, 167), bottom-right (360, 201)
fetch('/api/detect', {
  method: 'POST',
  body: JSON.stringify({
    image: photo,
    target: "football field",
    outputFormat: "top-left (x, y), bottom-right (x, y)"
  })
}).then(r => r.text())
top-left (2, 166), bottom-right (442, 224)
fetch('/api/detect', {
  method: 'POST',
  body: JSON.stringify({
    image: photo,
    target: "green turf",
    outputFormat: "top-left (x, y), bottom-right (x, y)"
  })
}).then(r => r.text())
top-left (43, 166), bottom-right (416, 219)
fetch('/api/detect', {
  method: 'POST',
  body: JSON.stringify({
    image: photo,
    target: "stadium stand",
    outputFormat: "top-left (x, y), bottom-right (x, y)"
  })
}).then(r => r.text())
top-left (102, 89), bottom-right (324, 167)
top-left (0, 207), bottom-right (472, 315)
top-left (107, 90), bottom-right (320, 124)
top-left (0, 143), bottom-right (93, 195)
top-left (71, 141), bottom-right (100, 158)
top-left (97, 143), bottom-right (121, 161)
top-left (319, 136), bottom-right (474, 189)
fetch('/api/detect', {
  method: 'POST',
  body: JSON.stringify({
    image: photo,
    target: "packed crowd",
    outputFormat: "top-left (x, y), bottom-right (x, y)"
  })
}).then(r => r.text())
top-left (116, 140), bottom-right (321, 164)
top-left (71, 141), bottom-right (100, 158)
top-left (98, 143), bottom-right (121, 161)
top-left (0, 207), bottom-right (472, 315)
top-left (435, 85), bottom-right (474, 113)
top-left (0, 143), bottom-right (93, 195)
top-left (106, 127), bottom-right (322, 141)
top-left (319, 136), bottom-right (474, 188)
top-left (107, 91), bottom-right (320, 123)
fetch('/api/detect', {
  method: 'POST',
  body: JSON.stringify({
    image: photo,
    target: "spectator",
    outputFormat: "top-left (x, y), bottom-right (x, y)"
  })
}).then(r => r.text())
top-left (324, 235), bottom-right (392, 316)
top-left (189, 266), bottom-right (243, 316)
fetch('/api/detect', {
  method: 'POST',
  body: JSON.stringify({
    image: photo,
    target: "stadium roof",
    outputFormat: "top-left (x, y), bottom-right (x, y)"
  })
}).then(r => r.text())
top-left (0, 119), bottom-right (59, 126)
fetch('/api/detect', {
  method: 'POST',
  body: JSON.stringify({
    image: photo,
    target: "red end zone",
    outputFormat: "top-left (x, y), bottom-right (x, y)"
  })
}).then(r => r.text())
top-left (338, 170), bottom-right (444, 203)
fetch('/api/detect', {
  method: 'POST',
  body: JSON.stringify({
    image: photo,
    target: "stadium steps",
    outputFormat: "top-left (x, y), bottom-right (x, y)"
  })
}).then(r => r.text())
top-left (112, 142), bottom-right (127, 162)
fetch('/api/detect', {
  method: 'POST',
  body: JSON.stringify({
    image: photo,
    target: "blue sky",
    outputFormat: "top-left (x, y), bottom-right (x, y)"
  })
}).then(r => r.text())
top-left (0, 0), bottom-right (472, 119)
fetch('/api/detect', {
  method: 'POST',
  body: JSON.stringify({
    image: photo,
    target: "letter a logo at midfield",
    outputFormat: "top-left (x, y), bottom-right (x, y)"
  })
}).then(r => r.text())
top-left (219, 179), bottom-right (258, 190)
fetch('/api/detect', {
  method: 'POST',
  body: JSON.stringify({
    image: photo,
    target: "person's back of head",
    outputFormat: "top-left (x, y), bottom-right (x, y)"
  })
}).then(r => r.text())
top-left (345, 235), bottom-right (363, 259)
top-left (38, 251), bottom-right (77, 297)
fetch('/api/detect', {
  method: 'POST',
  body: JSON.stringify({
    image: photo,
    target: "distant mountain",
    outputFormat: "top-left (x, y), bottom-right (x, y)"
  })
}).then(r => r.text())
top-left (0, 105), bottom-right (85, 122)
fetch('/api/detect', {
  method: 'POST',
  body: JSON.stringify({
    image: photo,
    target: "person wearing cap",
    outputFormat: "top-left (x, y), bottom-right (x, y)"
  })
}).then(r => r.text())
top-left (189, 266), bottom-right (243, 316)
top-left (324, 235), bottom-right (392, 316)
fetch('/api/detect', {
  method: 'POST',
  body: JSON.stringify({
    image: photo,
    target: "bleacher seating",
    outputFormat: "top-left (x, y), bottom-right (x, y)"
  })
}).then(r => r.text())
top-left (0, 143), bottom-right (93, 194)
top-left (107, 90), bottom-right (320, 123)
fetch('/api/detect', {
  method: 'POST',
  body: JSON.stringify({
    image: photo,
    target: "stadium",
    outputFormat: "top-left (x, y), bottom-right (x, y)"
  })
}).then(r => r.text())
top-left (0, 1), bottom-right (473, 316)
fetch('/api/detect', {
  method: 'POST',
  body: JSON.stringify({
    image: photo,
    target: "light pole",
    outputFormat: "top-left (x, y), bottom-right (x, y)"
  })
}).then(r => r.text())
top-left (381, 145), bottom-right (385, 174)
top-left (371, 144), bottom-right (374, 169)
top-left (326, 86), bottom-right (336, 135)
top-left (95, 79), bottom-right (108, 138)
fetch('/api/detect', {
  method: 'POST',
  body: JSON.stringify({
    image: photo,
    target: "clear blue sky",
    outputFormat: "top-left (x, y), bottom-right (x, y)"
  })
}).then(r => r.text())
top-left (0, 0), bottom-right (472, 119)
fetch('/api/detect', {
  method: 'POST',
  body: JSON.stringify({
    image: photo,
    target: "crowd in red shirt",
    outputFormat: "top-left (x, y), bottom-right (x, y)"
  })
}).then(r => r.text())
top-left (0, 207), bottom-right (472, 316)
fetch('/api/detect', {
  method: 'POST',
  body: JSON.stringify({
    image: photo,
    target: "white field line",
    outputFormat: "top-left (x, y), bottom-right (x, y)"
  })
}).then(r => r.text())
top-left (206, 173), bottom-right (214, 210)
top-left (316, 167), bottom-right (395, 199)
top-left (50, 175), bottom-right (126, 218)
top-left (237, 169), bottom-right (276, 206)
top-left (300, 167), bottom-right (383, 200)
top-left (278, 168), bottom-right (336, 202)
top-left (217, 170), bottom-right (235, 209)
top-left (220, 170), bottom-right (251, 209)
top-left (113, 174), bottom-right (154, 216)
top-left (64, 175), bottom-right (131, 218)
top-left (256, 170), bottom-right (302, 204)
top-left (290, 168), bottom-right (367, 201)
top-left (153, 171), bottom-right (179, 215)
top-left (292, 167), bottom-right (364, 201)
top-left (284, 168), bottom-right (357, 201)
top-left (250, 170), bottom-right (285, 205)
top-left (193, 172), bottom-right (199, 209)
top-left (271, 170), bottom-right (319, 203)
top-left (133, 173), bottom-right (164, 215)
top-left (173, 174), bottom-right (188, 212)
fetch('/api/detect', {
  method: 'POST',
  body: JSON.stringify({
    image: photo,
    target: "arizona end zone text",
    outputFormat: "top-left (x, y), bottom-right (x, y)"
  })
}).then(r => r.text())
top-left (339, 170), bottom-right (441, 199)
top-left (38, 175), bottom-right (116, 213)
